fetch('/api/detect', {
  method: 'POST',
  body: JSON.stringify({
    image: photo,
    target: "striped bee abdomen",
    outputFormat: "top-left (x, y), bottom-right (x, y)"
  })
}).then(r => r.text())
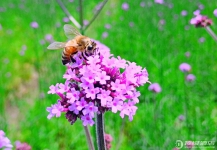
top-left (62, 46), bottom-right (78, 65)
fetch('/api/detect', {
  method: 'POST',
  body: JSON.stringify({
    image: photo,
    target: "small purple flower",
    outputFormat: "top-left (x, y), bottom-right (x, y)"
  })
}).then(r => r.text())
top-left (181, 10), bottom-right (187, 16)
top-left (122, 2), bottom-right (129, 10)
top-left (155, 0), bottom-right (164, 4)
top-left (46, 102), bottom-right (64, 119)
top-left (186, 74), bottom-right (196, 82)
top-left (185, 51), bottom-right (190, 57)
top-left (193, 10), bottom-right (200, 16)
top-left (81, 114), bottom-right (94, 126)
top-left (30, 21), bottom-right (38, 28)
top-left (199, 37), bottom-right (205, 43)
top-left (15, 141), bottom-right (31, 150)
top-left (97, 90), bottom-right (112, 106)
top-left (45, 34), bottom-right (53, 43)
top-left (214, 9), bottom-right (217, 17)
top-left (178, 115), bottom-right (185, 121)
top-left (179, 63), bottom-right (191, 72)
top-left (102, 31), bottom-right (108, 38)
top-left (140, 1), bottom-right (145, 7)
top-left (148, 83), bottom-right (162, 93)
top-left (83, 20), bottom-right (89, 26)
top-left (186, 141), bottom-right (194, 149)
top-left (105, 24), bottom-right (111, 29)
top-left (63, 17), bottom-right (69, 23)
top-left (85, 86), bottom-right (100, 99)
top-left (0, 130), bottom-right (13, 149)
top-left (82, 102), bottom-right (98, 117)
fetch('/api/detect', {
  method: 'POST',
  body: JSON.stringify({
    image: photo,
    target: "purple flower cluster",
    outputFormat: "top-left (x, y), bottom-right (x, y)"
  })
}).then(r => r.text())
top-left (190, 13), bottom-right (212, 27)
top-left (0, 130), bottom-right (13, 150)
top-left (47, 41), bottom-right (149, 126)
top-left (179, 63), bottom-right (196, 82)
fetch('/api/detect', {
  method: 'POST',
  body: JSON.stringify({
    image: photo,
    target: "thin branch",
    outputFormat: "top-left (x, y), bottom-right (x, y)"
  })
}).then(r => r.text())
top-left (56, 0), bottom-right (81, 29)
top-left (83, 0), bottom-right (108, 32)
top-left (79, 0), bottom-right (84, 34)
top-left (84, 126), bottom-right (95, 150)
top-left (205, 26), bottom-right (217, 42)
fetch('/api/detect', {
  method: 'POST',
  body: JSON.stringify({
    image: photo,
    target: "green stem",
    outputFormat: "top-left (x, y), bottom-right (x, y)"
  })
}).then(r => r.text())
top-left (83, 0), bottom-right (108, 32)
top-left (205, 26), bottom-right (217, 42)
top-left (56, 0), bottom-right (81, 29)
top-left (84, 126), bottom-right (95, 150)
top-left (115, 118), bottom-right (126, 150)
top-left (79, 0), bottom-right (84, 34)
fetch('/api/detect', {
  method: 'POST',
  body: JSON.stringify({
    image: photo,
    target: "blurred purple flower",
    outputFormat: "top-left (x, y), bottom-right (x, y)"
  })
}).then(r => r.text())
top-left (0, 24), bottom-right (2, 30)
top-left (214, 9), bottom-right (217, 17)
top-left (129, 22), bottom-right (134, 27)
top-left (83, 20), bottom-right (89, 26)
top-left (55, 22), bottom-right (61, 28)
top-left (102, 32), bottom-right (108, 38)
top-left (105, 24), bottom-right (111, 29)
top-left (186, 74), bottom-right (195, 82)
top-left (186, 141), bottom-right (194, 149)
top-left (159, 19), bottom-right (165, 25)
top-left (199, 37), bottom-right (205, 43)
top-left (193, 10), bottom-right (200, 16)
top-left (122, 2), bottom-right (129, 10)
top-left (15, 141), bottom-right (31, 150)
top-left (69, 0), bottom-right (74, 2)
top-left (178, 115), bottom-right (185, 121)
top-left (181, 10), bottom-right (187, 16)
top-left (30, 21), bottom-right (38, 28)
top-left (140, 1), bottom-right (145, 7)
top-left (0, 130), bottom-right (13, 149)
top-left (148, 83), bottom-right (162, 93)
top-left (184, 25), bottom-right (190, 30)
top-left (179, 63), bottom-right (191, 72)
top-left (39, 39), bottom-right (45, 45)
top-left (190, 15), bottom-right (212, 27)
top-left (185, 51), bottom-right (190, 57)
top-left (63, 17), bottom-right (69, 23)
top-left (104, 133), bottom-right (113, 150)
top-left (155, 0), bottom-right (164, 4)
top-left (45, 34), bottom-right (53, 43)
top-left (47, 41), bottom-right (149, 126)
top-left (198, 4), bottom-right (204, 10)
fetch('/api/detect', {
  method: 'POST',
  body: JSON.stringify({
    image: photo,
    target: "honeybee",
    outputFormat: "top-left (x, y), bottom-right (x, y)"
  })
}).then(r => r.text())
top-left (47, 24), bottom-right (97, 65)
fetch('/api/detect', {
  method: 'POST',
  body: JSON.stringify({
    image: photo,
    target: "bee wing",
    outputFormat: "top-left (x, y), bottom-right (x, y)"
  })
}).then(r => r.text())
top-left (47, 42), bottom-right (66, 50)
top-left (64, 24), bottom-right (81, 39)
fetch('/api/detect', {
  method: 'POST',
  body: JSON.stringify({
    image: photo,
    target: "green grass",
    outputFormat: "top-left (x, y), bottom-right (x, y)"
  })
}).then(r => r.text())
top-left (0, 0), bottom-right (217, 149)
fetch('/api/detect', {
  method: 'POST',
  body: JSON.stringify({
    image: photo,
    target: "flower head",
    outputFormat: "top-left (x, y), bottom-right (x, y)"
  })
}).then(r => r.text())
top-left (47, 40), bottom-right (149, 126)
top-left (190, 14), bottom-right (212, 27)
top-left (0, 130), bottom-right (13, 149)
top-left (179, 63), bottom-right (191, 72)
top-left (30, 21), bottom-right (38, 28)
top-left (186, 74), bottom-right (196, 82)
top-left (15, 141), bottom-right (31, 150)
top-left (214, 9), bottom-right (217, 17)
top-left (121, 2), bottom-right (129, 10)
top-left (148, 83), bottom-right (162, 93)
top-left (104, 133), bottom-right (113, 150)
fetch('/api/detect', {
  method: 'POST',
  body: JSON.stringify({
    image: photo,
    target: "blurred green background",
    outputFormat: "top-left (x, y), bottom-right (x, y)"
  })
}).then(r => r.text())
top-left (0, 0), bottom-right (217, 149)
